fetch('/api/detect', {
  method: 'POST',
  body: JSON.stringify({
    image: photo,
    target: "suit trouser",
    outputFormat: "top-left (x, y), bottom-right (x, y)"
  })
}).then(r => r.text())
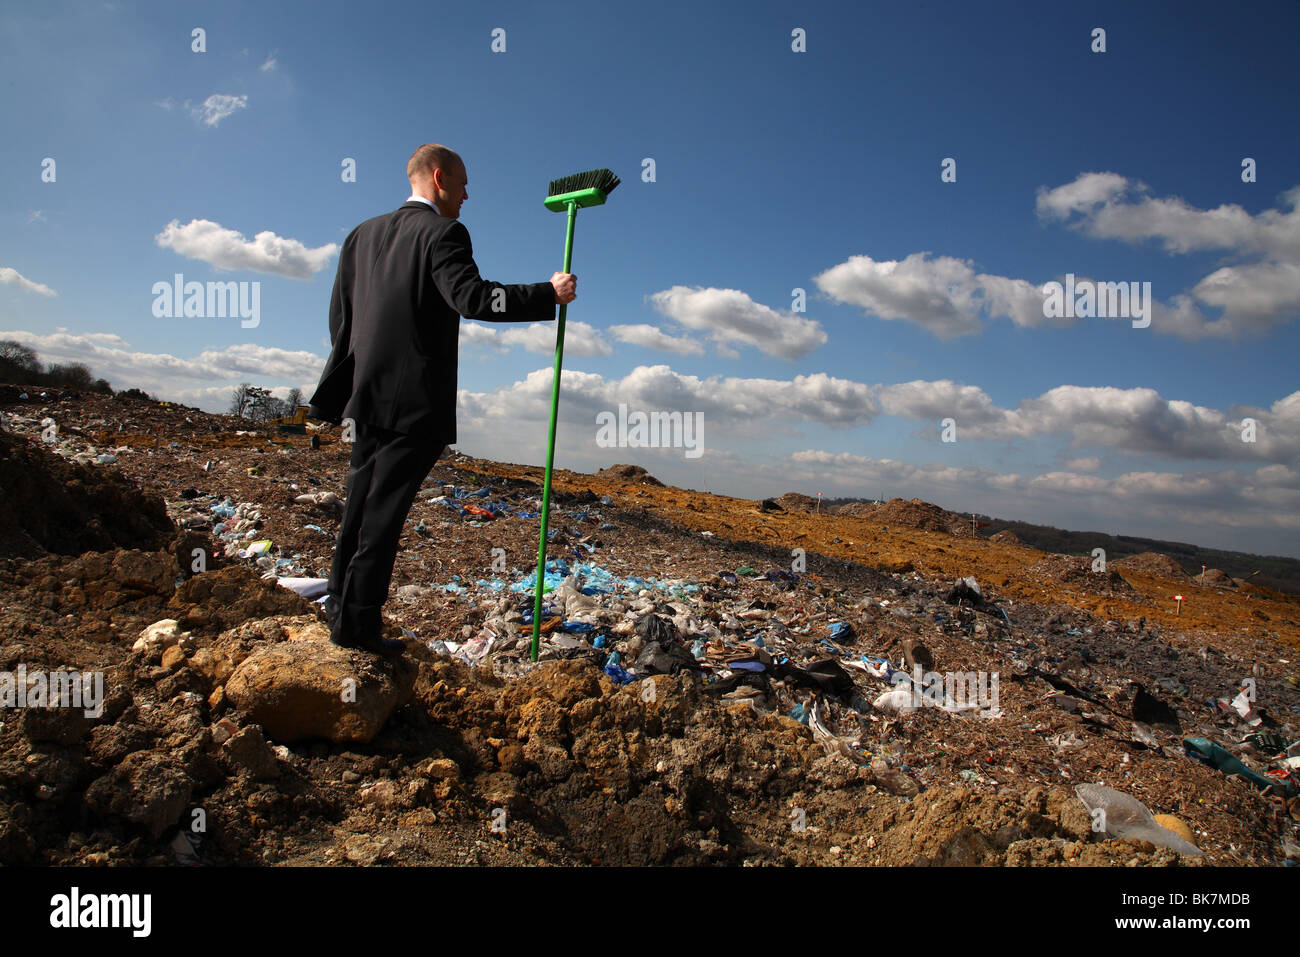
top-left (328, 422), bottom-right (444, 638)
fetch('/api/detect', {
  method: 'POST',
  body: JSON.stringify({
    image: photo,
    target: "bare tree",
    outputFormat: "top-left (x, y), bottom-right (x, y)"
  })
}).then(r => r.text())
top-left (45, 362), bottom-right (93, 388)
top-left (286, 387), bottom-right (303, 411)
top-left (230, 382), bottom-right (254, 418)
top-left (0, 340), bottom-right (41, 384)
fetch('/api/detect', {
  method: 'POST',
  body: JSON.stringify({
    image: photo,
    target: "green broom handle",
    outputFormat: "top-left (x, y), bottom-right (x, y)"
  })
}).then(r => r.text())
top-left (531, 200), bottom-right (578, 662)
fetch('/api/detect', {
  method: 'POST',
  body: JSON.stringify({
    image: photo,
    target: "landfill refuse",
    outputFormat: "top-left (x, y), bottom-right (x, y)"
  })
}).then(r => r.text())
top-left (276, 577), bottom-right (330, 600)
top-left (773, 657), bottom-right (856, 697)
top-left (1132, 684), bottom-right (1179, 728)
top-left (1183, 737), bottom-right (1295, 797)
top-left (3, 390), bottom-right (1298, 867)
top-left (1073, 784), bottom-right (1203, 855)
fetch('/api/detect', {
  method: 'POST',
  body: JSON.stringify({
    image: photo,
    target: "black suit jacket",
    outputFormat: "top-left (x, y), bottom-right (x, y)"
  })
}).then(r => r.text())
top-left (308, 201), bottom-right (556, 442)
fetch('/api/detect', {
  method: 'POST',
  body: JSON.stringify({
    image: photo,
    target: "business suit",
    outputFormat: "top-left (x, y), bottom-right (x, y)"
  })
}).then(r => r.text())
top-left (308, 198), bottom-right (555, 642)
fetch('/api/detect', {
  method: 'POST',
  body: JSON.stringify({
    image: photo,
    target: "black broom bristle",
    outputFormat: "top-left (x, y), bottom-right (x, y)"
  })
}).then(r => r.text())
top-left (547, 168), bottom-right (621, 198)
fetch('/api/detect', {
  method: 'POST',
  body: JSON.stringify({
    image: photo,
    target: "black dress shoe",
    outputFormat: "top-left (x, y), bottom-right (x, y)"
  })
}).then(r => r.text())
top-left (330, 629), bottom-right (406, 657)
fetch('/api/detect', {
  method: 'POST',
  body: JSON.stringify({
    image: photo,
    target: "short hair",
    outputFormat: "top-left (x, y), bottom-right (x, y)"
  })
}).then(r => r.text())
top-left (407, 143), bottom-right (462, 182)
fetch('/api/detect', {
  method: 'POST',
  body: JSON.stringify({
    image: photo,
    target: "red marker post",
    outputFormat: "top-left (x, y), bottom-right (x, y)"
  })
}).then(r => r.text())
top-left (1174, 594), bottom-right (1184, 615)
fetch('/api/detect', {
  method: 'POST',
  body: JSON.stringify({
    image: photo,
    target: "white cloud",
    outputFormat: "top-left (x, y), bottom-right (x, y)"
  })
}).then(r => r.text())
top-left (155, 219), bottom-right (338, 279)
top-left (500, 320), bottom-right (611, 357)
top-left (876, 379), bottom-right (1003, 425)
top-left (458, 366), bottom-right (1300, 465)
top-left (647, 286), bottom-right (827, 359)
top-left (1036, 173), bottom-right (1300, 338)
top-left (0, 329), bottom-right (324, 402)
top-left (460, 320), bottom-right (611, 357)
top-left (1065, 456), bottom-right (1102, 473)
top-left (813, 252), bottom-right (1048, 339)
top-left (27, 210), bottom-right (46, 224)
top-left (1037, 175), bottom-right (1300, 261)
top-left (0, 266), bottom-right (56, 297)
top-left (259, 56), bottom-right (278, 72)
top-left (816, 174), bottom-right (1300, 341)
top-left (609, 323), bottom-right (705, 356)
top-left (190, 93), bottom-right (248, 127)
top-left (966, 385), bottom-right (1300, 463)
top-left (459, 364), bottom-right (876, 440)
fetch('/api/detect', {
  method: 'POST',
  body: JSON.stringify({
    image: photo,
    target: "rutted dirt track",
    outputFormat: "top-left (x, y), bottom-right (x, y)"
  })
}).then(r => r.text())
top-left (0, 388), bottom-right (1297, 866)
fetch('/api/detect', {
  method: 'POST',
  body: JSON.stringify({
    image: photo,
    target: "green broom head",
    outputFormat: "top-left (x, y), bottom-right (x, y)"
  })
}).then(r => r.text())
top-left (545, 168), bottom-right (621, 211)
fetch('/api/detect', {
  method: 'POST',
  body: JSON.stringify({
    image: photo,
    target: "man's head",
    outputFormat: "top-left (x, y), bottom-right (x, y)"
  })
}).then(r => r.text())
top-left (407, 143), bottom-right (468, 219)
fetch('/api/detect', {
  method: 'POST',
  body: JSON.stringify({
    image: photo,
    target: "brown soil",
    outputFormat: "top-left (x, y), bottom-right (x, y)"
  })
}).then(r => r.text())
top-left (873, 497), bottom-right (977, 536)
top-left (1026, 555), bottom-right (1139, 597)
top-left (0, 430), bottom-right (173, 558)
top-left (1113, 552), bottom-right (1191, 579)
top-left (595, 464), bottom-right (663, 486)
top-left (0, 391), bottom-right (1296, 867)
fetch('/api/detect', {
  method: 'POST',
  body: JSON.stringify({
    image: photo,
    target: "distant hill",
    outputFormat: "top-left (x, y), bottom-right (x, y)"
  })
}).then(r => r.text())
top-left (817, 496), bottom-right (1299, 596)
top-left (976, 517), bottom-right (1300, 596)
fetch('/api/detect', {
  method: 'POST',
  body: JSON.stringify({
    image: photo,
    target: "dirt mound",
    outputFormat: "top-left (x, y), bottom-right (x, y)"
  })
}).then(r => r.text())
top-left (873, 497), bottom-right (975, 536)
top-left (989, 530), bottom-right (1024, 546)
top-left (0, 548), bottom-right (183, 658)
top-left (1027, 554), bottom-right (1137, 596)
top-left (1203, 568), bottom-right (1236, 588)
top-left (1113, 552), bottom-right (1190, 579)
top-left (0, 431), bottom-right (174, 558)
top-left (832, 501), bottom-right (878, 518)
top-left (774, 492), bottom-right (820, 512)
top-left (596, 464), bottom-right (663, 486)
top-left (166, 565), bottom-right (318, 636)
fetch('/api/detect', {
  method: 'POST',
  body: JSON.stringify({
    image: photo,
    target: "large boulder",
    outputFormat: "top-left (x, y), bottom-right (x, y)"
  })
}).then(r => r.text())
top-left (223, 620), bottom-right (416, 743)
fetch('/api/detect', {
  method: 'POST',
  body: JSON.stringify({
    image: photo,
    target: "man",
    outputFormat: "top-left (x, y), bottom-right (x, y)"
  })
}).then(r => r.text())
top-left (308, 143), bottom-right (577, 656)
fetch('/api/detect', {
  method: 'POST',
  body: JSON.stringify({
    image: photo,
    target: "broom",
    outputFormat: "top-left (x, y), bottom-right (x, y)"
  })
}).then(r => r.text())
top-left (530, 168), bottom-right (621, 662)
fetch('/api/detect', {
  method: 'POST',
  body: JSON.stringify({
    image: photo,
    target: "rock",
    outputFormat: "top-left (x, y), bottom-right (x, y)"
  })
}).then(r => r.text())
top-left (133, 619), bottom-right (185, 658)
top-left (422, 758), bottom-right (460, 781)
top-left (84, 751), bottom-right (194, 839)
top-left (18, 704), bottom-right (92, 745)
top-left (340, 834), bottom-right (388, 865)
top-left (161, 645), bottom-right (187, 670)
top-left (221, 726), bottom-right (279, 780)
top-left (359, 779), bottom-right (399, 807)
top-left (223, 620), bottom-right (416, 743)
top-left (210, 717), bottom-right (239, 746)
top-left (166, 565), bottom-right (314, 634)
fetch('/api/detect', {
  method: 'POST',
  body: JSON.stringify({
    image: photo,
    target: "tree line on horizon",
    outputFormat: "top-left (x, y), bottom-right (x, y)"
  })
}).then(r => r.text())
top-left (0, 340), bottom-right (307, 424)
top-left (0, 339), bottom-right (112, 394)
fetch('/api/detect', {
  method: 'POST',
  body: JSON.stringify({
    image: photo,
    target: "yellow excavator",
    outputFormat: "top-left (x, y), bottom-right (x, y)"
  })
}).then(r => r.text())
top-left (274, 404), bottom-right (310, 433)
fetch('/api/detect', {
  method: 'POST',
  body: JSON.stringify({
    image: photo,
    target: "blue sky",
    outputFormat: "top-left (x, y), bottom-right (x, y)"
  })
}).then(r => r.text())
top-left (3, 0), bottom-right (1299, 557)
